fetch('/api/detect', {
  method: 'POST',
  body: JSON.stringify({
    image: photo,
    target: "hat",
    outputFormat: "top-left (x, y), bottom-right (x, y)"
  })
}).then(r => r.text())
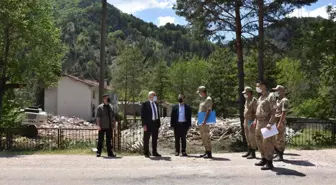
top-left (242, 86), bottom-right (253, 94)
top-left (102, 94), bottom-right (110, 97)
top-left (196, 86), bottom-right (206, 93)
top-left (272, 85), bottom-right (285, 91)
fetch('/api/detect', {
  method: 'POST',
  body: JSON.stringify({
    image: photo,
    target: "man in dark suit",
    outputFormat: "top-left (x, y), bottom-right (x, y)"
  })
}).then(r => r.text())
top-left (170, 94), bottom-right (192, 156)
top-left (141, 91), bottom-right (161, 158)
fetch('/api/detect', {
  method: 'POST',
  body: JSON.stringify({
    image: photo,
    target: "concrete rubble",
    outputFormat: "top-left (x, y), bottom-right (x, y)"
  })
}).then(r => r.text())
top-left (38, 115), bottom-right (98, 129)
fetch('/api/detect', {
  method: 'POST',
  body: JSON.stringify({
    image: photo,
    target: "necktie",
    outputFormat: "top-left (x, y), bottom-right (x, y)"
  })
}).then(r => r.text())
top-left (151, 102), bottom-right (157, 120)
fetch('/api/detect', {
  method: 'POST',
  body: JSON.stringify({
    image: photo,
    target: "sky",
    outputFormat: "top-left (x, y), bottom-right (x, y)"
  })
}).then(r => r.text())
top-left (109, 0), bottom-right (335, 26)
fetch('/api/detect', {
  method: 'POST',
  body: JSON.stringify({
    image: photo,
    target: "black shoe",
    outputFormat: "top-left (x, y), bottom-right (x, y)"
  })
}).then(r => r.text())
top-left (200, 152), bottom-right (207, 157)
top-left (274, 152), bottom-right (284, 161)
top-left (144, 152), bottom-right (150, 158)
top-left (204, 151), bottom-right (213, 158)
top-left (153, 152), bottom-right (162, 157)
top-left (175, 152), bottom-right (180, 156)
top-left (108, 153), bottom-right (116, 158)
top-left (242, 149), bottom-right (251, 158)
top-left (255, 158), bottom-right (267, 166)
top-left (261, 160), bottom-right (274, 170)
top-left (247, 150), bottom-right (256, 159)
top-left (96, 153), bottom-right (101, 157)
top-left (182, 152), bottom-right (188, 157)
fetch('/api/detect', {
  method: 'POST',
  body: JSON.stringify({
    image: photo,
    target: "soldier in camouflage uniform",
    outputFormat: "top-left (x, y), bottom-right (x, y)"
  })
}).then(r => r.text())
top-left (254, 80), bottom-right (277, 170)
top-left (242, 86), bottom-right (258, 159)
top-left (197, 86), bottom-right (213, 158)
top-left (272, 85), bottom-right (289, 161)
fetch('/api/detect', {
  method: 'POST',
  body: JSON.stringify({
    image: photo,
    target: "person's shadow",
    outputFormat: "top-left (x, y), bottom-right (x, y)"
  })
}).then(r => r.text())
top-left (102, 156), bottom-right (123, 160)
top-left (281, 159), bottom-right (315, 166)
top-left (185, 155), bottom-right (230, 161)
top-left (272, 167), bottom-right (306, 177)
top-left (149, 156), bottom-right (172, 161)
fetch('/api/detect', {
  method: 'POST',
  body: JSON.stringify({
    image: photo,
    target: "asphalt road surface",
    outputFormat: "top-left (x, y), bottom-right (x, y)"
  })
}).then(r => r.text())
top-left (1, 149), bottom-right (336, 185)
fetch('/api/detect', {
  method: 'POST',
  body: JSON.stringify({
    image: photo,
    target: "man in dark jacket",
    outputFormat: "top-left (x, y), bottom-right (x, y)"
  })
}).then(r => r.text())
top-left (141, 91), bottom-right (161, 158)
top-left (96, 94), bottom-right (116, 157)
top-left (170, 94), bottom-right (192, 156)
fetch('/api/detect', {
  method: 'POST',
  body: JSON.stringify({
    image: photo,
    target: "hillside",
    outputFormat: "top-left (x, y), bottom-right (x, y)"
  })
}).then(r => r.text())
top-left (53, 0), bottom-right (215, 81)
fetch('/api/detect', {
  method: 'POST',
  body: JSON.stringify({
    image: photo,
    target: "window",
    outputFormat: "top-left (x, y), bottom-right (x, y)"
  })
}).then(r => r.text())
top-left (92, 90), bottom-right (96, 99)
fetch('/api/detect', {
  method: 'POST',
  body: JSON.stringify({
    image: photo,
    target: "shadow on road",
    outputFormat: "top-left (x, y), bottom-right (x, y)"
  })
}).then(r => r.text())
top-left (272, 167), bottom-right (306, 177)
top-left (149, 156), bottom-right (172, 161)
top-left (184, 155), bottom-right (230, 161)
top-left (209, 157), bottom-right (230, 161)
top-left (102, 156), bottom-right (123, 160)
top-left (284, 153), bottom-right (301, 156)
top-left (282, 159), bottom-right (315, 166)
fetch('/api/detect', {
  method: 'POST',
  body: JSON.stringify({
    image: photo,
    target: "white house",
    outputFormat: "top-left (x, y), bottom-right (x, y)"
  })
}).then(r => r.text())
top-left (44, 74), bottom-right (117, 121)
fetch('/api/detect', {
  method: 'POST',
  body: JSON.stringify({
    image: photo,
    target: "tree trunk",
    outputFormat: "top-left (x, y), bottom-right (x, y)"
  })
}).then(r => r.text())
top-left (235, 0), bottom-right (247, 146)
top-left (258, 0), bottom-right (264, 81)
top-left (99, 0), bottom-right (107, 104)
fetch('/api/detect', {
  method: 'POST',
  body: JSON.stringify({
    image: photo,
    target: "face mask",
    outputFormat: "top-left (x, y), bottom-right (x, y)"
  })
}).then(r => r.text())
top-left (256, 87), bottom-right (262, 93)
top-left (243, 94), bottom-right (248, 99)
top-left (153, 96), bottom-right (157, 102)
top-left (274, 92), bottom-right (280, 97)
top-left (178, 98), bottom-right (183, 103)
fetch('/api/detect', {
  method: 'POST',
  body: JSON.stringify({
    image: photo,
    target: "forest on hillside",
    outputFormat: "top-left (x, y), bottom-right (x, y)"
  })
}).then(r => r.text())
top-left (0, 0), bottom-right (335, 127)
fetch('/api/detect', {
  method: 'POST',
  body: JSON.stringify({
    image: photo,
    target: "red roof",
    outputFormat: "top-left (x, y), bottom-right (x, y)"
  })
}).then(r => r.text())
top-left (63, 74), bottom-right (111, 90)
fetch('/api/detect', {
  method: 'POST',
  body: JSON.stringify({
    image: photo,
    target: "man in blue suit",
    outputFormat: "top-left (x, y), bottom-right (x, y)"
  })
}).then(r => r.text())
top-left (170, 94), bottom-right (192, 156)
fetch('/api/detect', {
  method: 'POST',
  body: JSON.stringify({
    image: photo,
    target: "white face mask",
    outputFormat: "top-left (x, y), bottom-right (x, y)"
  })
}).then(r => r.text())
top-left (274, 92), bottom-right (280, 97)
top-left (256, 87), bottom-right (262, 93)
top-left (153, 96), bottom-right (157, 102)
top-left (243, 94), bottom-right (248, 99)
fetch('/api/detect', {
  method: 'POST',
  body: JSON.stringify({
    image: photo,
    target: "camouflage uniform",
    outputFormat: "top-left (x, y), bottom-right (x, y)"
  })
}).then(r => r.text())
top-left (275, 97), bottom-right (289, 152)
top-left (244, 97), bottom-right (258, 150)
top-left (255, 92), bottom-right (277, 161)
top-left (199, 96), bottom-right (213, 152)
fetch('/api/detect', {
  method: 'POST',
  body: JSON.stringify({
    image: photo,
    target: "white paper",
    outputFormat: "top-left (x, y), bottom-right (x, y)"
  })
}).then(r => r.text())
top-left (261, 124), bottom-right (279, 139)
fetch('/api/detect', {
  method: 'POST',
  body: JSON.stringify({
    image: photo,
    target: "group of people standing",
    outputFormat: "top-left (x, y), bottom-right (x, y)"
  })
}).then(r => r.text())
top-left (242, 80), bottom-right (289, 170)
top-left (94, 81), bottom-right (289, 171)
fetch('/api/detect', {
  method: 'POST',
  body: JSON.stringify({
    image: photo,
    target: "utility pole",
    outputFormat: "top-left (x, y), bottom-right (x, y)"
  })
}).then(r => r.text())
top-left (99, 0), bottom-right (107, 104)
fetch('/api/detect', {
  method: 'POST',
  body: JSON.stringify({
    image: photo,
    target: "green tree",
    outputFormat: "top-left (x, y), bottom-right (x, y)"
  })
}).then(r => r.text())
top-left (0, 0), bottom-right (63, 119)
top-left (207, 48), bottom-right (237, 118)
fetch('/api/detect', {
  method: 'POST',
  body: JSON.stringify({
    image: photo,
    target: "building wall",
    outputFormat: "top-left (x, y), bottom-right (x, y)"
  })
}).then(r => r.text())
top-left (57, 77), bottom-right (92, 121)
top-left (44, 87), bottom-right (58, 115)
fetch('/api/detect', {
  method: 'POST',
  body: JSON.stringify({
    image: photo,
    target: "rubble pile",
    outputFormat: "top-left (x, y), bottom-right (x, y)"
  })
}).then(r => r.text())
top-left (39, 115), bottom-right (97, 129)
top-left (122, 117), bottom-right (243, 152)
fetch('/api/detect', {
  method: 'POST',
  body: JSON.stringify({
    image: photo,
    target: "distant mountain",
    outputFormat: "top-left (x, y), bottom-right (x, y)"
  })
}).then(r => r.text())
top-left (53, 0), bottom-right (215, 81)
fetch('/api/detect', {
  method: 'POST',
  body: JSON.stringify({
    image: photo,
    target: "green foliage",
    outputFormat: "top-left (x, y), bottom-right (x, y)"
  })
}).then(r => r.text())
top-left (206, 48), bottom-right (237, 117)
top-left (0, 0), bottom-right (64, 121)
top-left (168, 58), bottom-right (209, 109)
top-left (111, 45), bottom-right (144, 102)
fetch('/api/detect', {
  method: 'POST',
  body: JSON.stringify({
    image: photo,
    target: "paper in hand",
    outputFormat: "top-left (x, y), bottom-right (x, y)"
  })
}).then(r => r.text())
top-left (261, 124), bottom-right (279, 139)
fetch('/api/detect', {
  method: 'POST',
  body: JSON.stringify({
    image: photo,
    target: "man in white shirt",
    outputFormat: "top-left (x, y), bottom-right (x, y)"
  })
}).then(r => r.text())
top-left (141, 91), bottom-right (161, 158)
top-left (170, 94), bottom-right (192, 156)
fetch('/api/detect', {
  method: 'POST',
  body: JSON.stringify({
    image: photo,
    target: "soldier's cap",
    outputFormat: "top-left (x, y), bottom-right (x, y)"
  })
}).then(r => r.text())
top-left (272, 85), bottom-right (285, 91)
top-left (102, 94), bottom-right (110, 97)
top-left (196, 86), bottom-right (206, 93)
top-left (242, 86), bottom-right (253, 94)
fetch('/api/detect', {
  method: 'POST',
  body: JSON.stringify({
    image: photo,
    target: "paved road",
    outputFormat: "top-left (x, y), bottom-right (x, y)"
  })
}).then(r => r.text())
top-left (0, 149), bottom-right (336, 185)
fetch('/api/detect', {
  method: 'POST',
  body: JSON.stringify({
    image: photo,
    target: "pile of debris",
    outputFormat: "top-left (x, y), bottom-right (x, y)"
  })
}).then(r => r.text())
top-left (121, 117), bottom-right (243, 153)
top-left (38, 115), bottom-right (97, 129)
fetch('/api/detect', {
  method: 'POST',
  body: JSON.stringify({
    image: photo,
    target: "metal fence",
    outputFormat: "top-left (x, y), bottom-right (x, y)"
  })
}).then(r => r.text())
top-left (286, 118), bottom-right (336, 148)
top-left (0, 118), bottom-right (335, 152)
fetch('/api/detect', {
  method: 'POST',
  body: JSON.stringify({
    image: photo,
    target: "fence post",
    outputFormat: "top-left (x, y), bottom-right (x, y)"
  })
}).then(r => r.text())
top-left (118, 121), bottom-right (121, 151)
top-left (57, 129), bottom-right (61, 149)
top-left (332, 122), bottom-right (336, 145)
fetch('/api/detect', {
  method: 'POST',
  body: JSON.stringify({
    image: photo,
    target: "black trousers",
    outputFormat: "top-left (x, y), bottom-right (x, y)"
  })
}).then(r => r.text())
top-left (97, 128), bottom-right (113, 154)
top-left (174, 123), bottom-right (188, 153)
top-left (143, 120), bottom-right (159, 154)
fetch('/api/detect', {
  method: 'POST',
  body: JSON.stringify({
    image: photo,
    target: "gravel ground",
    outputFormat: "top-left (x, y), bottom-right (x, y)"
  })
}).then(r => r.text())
top-left (0, 149), bottom-right (336, 185)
